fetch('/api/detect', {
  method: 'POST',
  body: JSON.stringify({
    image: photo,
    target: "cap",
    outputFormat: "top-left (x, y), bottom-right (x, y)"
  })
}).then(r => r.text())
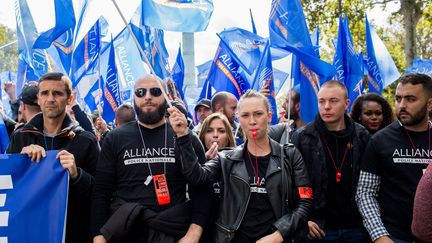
top-left (194, 99), bottom-right (211, 111)
top-left (19, 85), bottom-right (39, 106)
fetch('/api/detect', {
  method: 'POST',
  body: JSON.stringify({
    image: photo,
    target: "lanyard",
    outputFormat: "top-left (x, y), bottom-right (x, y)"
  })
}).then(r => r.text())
top-left (321, 136), bottom-right (350, 183)
top-left (402, 122), bottom-right (431, 160)
top-left (137, 121), bottom-right (168, 186)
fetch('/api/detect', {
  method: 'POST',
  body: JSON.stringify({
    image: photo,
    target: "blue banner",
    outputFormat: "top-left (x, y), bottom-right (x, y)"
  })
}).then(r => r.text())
top-left (206, 41), bottom-right (250, 99)
top-left (101, 41), bottom-right (121, 123)
top-left (405, 58), bottom-right (432, 76)
top-left (333, 16), bottom-right (364, 111)
top-left (142, 0), bottom-right (214, 32)
top-left (172, 46), bottom-right (185, 100)
top-left (251, 42), bottom-right (278, 124)
top-left (196, 60), bottom-right (212, 88)
top-left (269, 0), bottom-right (336, 123)
top-left (365, 16), bottom-right (400, 93)
top-left (0, 151), bottom-right (68, 243)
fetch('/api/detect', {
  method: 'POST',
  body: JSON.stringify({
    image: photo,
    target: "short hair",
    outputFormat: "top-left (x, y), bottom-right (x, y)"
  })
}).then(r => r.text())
top-left (320, 80), bottom-right (348, 99)
top-left (115, 103), bottom-right (136, 126)
top-left (350, 93), bottom-right (394, 129)
top-left (238, 89), bottom-right (271, 113)
top-left (39, 72), bottom-right (72, 97)
top-left (198, 112), bottom-right (236, 149)
top-left (211, 92), bottom-right (229, 112)
top-left (397, 73), bottom-right (432, 96)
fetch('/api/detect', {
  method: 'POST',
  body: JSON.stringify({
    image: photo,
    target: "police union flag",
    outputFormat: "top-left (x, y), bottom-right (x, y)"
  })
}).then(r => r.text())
top-left (0, 151), bottom-right (68, 243)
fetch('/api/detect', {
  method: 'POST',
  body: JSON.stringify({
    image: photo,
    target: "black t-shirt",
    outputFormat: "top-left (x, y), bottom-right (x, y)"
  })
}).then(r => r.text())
top-left (235, 150), bottom-right (276, 242)
top-left (321, 130), bottom-right (362, 228)
top-left (91, 121), bottom-right (208, 235)
top-left (362, 121), bottom-right (431, 241)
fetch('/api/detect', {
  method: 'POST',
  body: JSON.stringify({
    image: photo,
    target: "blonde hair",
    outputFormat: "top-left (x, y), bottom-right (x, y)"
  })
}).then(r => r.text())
top-left (199, 113), bottom-right (236, 150)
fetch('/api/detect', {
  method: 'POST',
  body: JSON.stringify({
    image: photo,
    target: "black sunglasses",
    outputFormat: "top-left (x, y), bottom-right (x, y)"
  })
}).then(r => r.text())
top-left (135, 87), bottom-right (163, 98)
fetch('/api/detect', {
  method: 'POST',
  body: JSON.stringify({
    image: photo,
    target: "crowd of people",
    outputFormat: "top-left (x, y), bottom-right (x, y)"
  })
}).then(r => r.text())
top-left (1, 72), bottom-right (431, 243)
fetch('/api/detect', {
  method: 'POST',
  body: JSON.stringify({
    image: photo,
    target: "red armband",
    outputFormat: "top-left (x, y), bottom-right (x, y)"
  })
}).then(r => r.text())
top-left (298, 187), bottom-right (313, 199)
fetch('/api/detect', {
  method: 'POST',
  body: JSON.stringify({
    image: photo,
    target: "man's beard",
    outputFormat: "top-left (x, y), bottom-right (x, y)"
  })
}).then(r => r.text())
top-left (134, 100), bottom-right (167, 125)
top-left (397, 105), bottom-right (428, 126)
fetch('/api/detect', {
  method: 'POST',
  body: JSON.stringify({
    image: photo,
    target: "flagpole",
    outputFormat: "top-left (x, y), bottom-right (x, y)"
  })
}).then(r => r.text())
top-left (110, 0), bottom-right (172, 108)
top-left (285, 78), bottom-right (294, 144)
top-left (97, 20), bottom-right (103, 118)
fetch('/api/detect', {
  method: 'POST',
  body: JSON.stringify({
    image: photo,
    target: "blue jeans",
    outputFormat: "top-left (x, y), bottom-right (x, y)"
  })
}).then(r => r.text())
top-left (309, 227), bottom-right (370, 243)
top-left (389, 235), bottom-right (412, 243)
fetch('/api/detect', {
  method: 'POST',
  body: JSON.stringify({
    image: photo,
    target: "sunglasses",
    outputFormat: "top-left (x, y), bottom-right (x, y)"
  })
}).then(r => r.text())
top-left (135, 87), bottom-right (163, 98)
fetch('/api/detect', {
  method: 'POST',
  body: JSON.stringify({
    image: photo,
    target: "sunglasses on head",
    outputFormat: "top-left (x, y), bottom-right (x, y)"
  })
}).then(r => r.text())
top-left (135, 87), bottom-right (163, 98)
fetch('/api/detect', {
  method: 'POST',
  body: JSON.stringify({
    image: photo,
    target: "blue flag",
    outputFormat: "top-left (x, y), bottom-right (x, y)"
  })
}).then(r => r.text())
top-left (272, 68), bottom-right (289, 94)
top-left (172, 46), bottom-right (185, 100)
top-left (269, 0), bottom-right (336, 123)
top-left (405, 58), bottom-right (432, 75)
top-left (15, 0), bottom-right (50, 85)
top-left (333, 16), bottom-right (364, 110)
top-left (365, 16), bottom-right (400, 93)
top-left (250, 9), bottom-right (257, 34)
top-left (33, 0), bottom-right (76, 49)
top-left (0, 151), bottom-right (68, 242)
top-left (196, 60), bottom-right (212, 88)
top-left (100, 41), bottom-right (121, 123)
top-left (218, 28), bottom-right (267, 76)
top-left (206, 41), bottom-right (250, 99)
top-left (311, 26), bottom-right (320, 57)
top-left (142, 0), bottom-right (214, 32)
top-left (251, 42), bottom-right (278, 124)
top-left (71, 18), bottom-right (104, 86)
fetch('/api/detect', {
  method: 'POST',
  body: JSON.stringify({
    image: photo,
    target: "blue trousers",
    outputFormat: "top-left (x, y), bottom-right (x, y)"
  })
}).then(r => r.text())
top-left (309, 227), bottom-right (371, 243)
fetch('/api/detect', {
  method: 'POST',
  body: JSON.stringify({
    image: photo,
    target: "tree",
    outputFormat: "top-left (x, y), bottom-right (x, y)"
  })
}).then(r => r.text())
top-left (0, 24), bottom-right (18, 72)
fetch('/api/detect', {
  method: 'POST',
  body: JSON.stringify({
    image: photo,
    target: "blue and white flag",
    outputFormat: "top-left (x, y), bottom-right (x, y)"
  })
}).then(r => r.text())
top-left (100, 41), bottom-right (121, 123)
top-left (206, 41), bottom-right (250, 99)
top-left (142, 0), bottom-right (214, 32)
top-left (269, 0), bottom-right (336, 123)
top-left (218, 28), bottom-right (267, 76)
top-left (0, 116), bottom-right (9, 153)
top-left (405, 58), bottom-right (432, 76)
top-left (333, 16), bottom-right (364, 110)
top-left (251, 42), bottom-right (278, 125)
top-left (365, 16), bottom-right (400, 93)
top-left (196, 60), bottom-right (212, 88)
top-left (0, 151), bottom-right (68, 242)
top-left (172, 46), bottom-right (185, 100)
top-left (250, 9), bottom-right (257, 35)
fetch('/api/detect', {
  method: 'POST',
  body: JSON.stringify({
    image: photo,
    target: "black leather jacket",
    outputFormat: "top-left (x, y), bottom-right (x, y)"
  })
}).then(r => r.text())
top-left (176, 135), bottom-right (312, 243)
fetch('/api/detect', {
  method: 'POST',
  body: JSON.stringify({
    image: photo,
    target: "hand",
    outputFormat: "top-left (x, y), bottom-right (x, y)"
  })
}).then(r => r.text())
top-left (4, 82), bottom-right (17, 103)
top-left (168, 107), bottom-right (189, 137)
top-left (205, 142), bottom-right (218, 160)
top-left (21, 144), bottom-right (46, 162)
top-left (56, 150), bottom-right (78, 180)
top-left (259, 87), bottom-right (270, 97)
top-left (95, 116), bottom-right (108, 135)
top-left (374, 236), bottom-right (394, 243)
top-left (177, 224), bottom-right (202, 243)
top-left (256, 230), bottom-right (284, 243)
top-left (307, 221), bottom-right (325, 240)
top-left (71, 89), bottom-right (78, 106)
top-left (93, 235), bottom-right (108, 243)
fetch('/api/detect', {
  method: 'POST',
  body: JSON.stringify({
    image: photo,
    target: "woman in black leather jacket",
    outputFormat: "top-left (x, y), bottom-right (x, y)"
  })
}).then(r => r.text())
top-left (169, 90), bottom-right (313, 243)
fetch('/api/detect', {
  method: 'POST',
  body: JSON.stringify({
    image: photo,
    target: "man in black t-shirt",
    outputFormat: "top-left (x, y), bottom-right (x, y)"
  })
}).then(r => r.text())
top-left (91, 75), bottom-right (210, 243)
top-left (356, 73), bottom-right (432, 243)
top-left (292, 81), bottom-right (370, 242)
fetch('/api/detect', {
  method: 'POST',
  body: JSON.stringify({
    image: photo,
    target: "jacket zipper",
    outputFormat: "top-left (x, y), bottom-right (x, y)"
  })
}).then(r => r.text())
top-left (232, 174), bottom-right (251, 231)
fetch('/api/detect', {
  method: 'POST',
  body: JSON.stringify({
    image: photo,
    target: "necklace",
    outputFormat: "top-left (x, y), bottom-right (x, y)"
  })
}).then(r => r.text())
top-left (321, 136), bottom-right (350, 183)
top-left (402, 121), bottom-right (431, 160)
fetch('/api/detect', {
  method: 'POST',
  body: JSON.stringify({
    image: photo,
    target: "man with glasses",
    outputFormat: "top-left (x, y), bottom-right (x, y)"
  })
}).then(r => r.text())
top-left (91, 74), bottom-right (211, 243)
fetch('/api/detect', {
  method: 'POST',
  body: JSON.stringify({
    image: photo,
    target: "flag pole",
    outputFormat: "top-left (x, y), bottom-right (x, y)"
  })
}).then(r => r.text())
top-left (110, 0), bottom-right (172, 107)
top-left (285, 78), bottom-right (294, 144)
top-left (97, 20), bottom-right (103, 118)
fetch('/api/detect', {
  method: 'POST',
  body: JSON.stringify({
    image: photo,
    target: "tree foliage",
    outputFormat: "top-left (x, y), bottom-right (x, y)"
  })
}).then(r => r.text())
top-left (0, 24), bottom-right (18, 72)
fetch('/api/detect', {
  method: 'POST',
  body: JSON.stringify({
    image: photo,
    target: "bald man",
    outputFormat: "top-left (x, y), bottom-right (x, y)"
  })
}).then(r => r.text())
top-left (91, 75), bottom-right (211, 243)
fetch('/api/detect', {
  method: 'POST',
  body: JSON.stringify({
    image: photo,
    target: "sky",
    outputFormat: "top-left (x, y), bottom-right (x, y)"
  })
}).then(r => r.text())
top-left (0, 0), bottom-right (399, 70)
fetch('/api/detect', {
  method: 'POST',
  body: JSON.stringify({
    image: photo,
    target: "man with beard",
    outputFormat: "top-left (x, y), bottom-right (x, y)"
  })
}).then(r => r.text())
top-left (268, 86), bottom-right (306, 144)
top-left (356, 73), bottom-right (432, 243)
top-left (91, 74), bottom-right (210, 243)
top-left (7, 72), bottom-right (100, 243)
